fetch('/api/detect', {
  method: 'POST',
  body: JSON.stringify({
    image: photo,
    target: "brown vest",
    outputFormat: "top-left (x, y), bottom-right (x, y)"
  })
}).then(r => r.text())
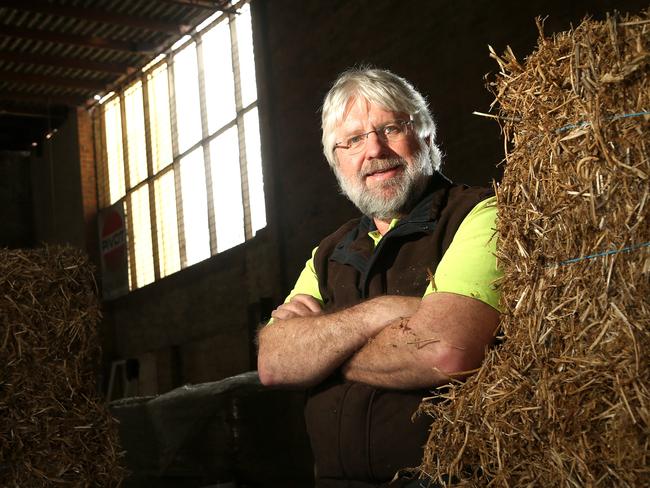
top-left (305, 173), bottom-right (492, 486)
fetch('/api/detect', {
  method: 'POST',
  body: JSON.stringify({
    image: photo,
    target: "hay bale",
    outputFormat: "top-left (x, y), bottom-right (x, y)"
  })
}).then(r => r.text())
top-left (419, 11), bottom-right (649, 486)
top-left (0, 246), bottom-right (126, 486)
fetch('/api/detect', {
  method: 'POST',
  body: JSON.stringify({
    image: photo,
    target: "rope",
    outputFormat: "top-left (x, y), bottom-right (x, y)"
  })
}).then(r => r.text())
top-left (556, 110), bottom-right (650, 133)
top-left (548, 241), bottom-right (650, 267)
top-left (546, 111), bottom-right (649, 266)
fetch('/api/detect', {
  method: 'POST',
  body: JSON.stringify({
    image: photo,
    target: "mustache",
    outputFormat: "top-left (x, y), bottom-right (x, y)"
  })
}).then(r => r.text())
top-left (360, 158), bottom-right (406, 177)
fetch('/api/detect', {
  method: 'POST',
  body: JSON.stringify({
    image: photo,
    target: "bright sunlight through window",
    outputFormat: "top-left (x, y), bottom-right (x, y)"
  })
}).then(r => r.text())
top-left (95, 0), bottom-right (265, 293)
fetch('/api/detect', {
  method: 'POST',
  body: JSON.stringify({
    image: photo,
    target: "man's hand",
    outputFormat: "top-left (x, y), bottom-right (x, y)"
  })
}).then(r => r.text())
top-left (271, 294), bottom-right (323, 320)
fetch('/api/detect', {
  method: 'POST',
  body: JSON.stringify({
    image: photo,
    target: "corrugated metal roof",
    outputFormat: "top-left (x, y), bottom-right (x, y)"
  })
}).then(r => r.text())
top-left (0, 0), bottom-right (234, 150)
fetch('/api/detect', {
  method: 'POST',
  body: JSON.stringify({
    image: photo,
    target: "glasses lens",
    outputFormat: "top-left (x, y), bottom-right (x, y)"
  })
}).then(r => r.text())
top-left (384, 121), bottom-right (408, 140)
top-left (337, 121), bottom-right (410, 155)
top-left (344, 134), bottom-right (365, 154)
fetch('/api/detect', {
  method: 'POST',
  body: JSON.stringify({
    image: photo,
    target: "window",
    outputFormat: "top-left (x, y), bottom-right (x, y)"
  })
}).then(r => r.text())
top-left (95, 1), bottom-right (265, 293)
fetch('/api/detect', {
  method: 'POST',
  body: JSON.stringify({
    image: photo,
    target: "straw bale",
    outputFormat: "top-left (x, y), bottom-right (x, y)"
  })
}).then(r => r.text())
top-left (0, 246), bottom-right (126, 487)
top-left (419, 10), bottom-right (649, 487)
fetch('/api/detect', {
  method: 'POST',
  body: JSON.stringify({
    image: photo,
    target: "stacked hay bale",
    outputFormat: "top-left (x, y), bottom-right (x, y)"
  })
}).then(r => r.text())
top-left (0, 246), bottom-right (125, 486)
top-left (419, 11), bottom-right (649, 487)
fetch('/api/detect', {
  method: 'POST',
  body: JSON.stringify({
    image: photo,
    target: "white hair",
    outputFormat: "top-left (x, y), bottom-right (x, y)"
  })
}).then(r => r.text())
top-left (321, 67), bottom-right (442, 171)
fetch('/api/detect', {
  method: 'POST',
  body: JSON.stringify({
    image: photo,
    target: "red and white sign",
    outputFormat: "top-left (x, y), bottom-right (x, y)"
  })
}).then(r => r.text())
top-left (98, 202), bottom-right (128, 299)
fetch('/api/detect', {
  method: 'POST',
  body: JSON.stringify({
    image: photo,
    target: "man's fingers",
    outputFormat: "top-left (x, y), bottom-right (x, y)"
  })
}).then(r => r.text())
top-left (271, 308), bottom-right (297, 320)
top-left (271, 295), bottom-right (323, 320)
top-left (290, 294), bottom-right (323, 314)
top-left (271, 301), bottom-right (312, 319)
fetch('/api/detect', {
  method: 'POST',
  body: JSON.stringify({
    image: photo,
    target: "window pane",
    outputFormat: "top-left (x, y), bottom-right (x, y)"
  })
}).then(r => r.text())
top-left (124, 81), bottom-right (148, 188)
top-left (154, 170), bottom-right (181, 277)
top-left (173, 43), bottom-right (202, 154)
top-left (203, 20), bottom-right (236, 133)
top-left (179, 147), bottom-right (210, 265)
top-left (104, 97), bottom-right (125, 204)
top-left (210, 126), bottom-right (244, 252)
top-left (129, 185), bottom-right (155, 288)
top-left (236, 3), bottom-right (257, 108)
top-left (243, 108), bottom-right (266, 234)
top-left (148, 63), bottom-right (173, 173)
top-left (196, 11), bottom-right (220, 32)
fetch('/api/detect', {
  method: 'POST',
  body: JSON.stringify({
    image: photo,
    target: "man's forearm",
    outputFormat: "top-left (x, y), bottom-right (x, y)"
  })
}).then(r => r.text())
top-left (341, 317), bottom-right (454, 389)
top-left (257, 296), bottom-right (419, 387)
top-left (342, 292), bottom-right (500, 390)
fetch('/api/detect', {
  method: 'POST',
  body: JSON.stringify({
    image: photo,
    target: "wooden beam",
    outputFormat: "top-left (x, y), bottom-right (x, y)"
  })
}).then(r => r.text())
top-left (0, 50), bottom-right (134, 75)
top-left (0, 71), bottom-right (107, 91)
top-left (0, 104), bottom-right (67, 119)
top-left (0, 25), bottom-right (156, 53)
top-left (157, 0), bottom-right (236, 13)
top-left (0, 108), bottom-right (47, 118)
top-left (0, 0), bottom-right (191, 35)
top-left (0, 90), bottom-right (86, 107)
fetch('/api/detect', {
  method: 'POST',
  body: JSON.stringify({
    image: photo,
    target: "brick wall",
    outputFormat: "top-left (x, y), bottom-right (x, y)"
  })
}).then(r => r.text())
top-left (76, 107), bottom-right (99, 267)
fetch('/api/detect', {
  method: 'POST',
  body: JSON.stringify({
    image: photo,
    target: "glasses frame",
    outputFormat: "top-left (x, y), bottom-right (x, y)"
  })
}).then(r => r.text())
top-left (333, 119), bottom-right (413, 155)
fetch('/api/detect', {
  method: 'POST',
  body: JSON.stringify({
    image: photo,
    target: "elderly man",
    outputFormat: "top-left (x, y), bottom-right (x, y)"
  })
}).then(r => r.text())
top-left (257, 67), bottom-right (501, 487)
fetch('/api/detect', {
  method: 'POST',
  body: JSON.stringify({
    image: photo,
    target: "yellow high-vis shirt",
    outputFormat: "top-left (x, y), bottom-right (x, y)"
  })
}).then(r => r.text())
top-left (284, 196), bottom-right (502, 312)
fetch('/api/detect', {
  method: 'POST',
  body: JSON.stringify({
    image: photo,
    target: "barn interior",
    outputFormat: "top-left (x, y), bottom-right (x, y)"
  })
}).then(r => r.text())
top-left (1, 0), bottom-right (646, 486)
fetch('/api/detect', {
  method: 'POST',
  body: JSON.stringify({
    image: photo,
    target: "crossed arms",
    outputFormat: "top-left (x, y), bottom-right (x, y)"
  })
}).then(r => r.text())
top-left (256, 291), bottom-right (500, 390)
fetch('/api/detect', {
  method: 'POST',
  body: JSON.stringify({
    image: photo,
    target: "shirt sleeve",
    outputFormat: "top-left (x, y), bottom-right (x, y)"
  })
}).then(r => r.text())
top-left (266, 247), bottom-right (323, 325)
top-left (424, 196), bottom-right (502, 311)
top-left (284, 246), bottom-right (324, 305)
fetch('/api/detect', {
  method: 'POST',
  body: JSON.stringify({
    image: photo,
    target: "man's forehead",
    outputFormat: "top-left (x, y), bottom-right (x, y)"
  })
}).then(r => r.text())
top-left (337, 97), bottom-right (400, 130)
top-left (342, 96), bottom-right (372, 116)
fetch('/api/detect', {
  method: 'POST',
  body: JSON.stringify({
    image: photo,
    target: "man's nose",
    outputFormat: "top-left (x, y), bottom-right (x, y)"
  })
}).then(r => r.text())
top-left (364, 131), bottom-right (390, 158)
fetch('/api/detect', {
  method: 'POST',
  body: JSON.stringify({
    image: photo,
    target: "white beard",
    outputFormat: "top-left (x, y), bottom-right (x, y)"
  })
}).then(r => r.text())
top-left (334, 148), bottom-right (433, 220)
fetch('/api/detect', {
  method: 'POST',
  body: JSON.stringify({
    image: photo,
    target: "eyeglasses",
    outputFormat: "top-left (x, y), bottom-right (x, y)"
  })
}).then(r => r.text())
top-left (334, 119), bottom-right (413, 155)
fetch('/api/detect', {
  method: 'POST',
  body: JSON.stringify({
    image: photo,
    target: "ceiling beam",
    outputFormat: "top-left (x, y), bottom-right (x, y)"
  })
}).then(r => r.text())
top-left (0, 71), bottom-right (107, 91)
top-left (0, 90), bottom-right (86, 107)
top-left (0, 104), bottom-right (67, 119)
top-left (157, 0), bottom-right (236, 12)
top-left (0, 25), bottom-right (156, 53)
top-left (0, 50), bottom-right (134, 75)
top-left (0, 0), bottom-right (191, 35)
